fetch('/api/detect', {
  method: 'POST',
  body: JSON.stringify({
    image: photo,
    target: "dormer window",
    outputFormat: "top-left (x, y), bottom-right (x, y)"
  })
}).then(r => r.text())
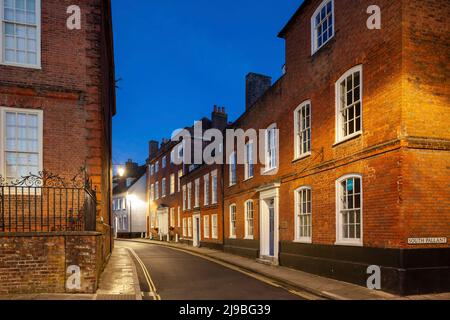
top-left (311, 0), bottom-right (334, 54)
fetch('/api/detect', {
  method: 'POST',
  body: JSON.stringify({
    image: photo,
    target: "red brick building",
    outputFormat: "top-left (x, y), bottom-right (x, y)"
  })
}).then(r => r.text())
top-left (146, 0), bottom-right (449, 295)
top-left (221, 0), bottom-right (449, 295)
top-left (0, 0), bottom-right (115, 294)
top-left (147, 107), bottom-right (228, 247)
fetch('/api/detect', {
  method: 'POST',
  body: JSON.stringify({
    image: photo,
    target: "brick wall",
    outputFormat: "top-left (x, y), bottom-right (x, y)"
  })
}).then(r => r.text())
top-left (0, 232), bottom-right (102, 295)
top-left (0, 0), bottom-right (115, 292)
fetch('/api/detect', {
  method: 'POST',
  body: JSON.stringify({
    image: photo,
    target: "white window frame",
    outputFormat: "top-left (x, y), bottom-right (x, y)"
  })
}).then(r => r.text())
top-left (182, 218), bottom-right (187, 237)
top-left (311, 0), bottom-right (334, 55)
top-left (155, 181), bottom-right (159, 200)
top-left (294, 186), bottom-right (312, 243)
top-left (244, 140), bottom-right (254, 180)
top-left (203, 215), bottom-right (210, 239)
top-left (150, 164), bottom-right (154, 176)
top-left (204, 174), bottom-right (210, 206)
top-left (150, 184), bottom-right (154, 201)
top-left (0, 107), bottom-right (43, 181)
top-left (170, 173), bottom-right (175, 195)
top-left (177, 207), bottom-right (181, 227)
top-left (229, 151), bottom-right (237, 186)
top-left (170, 208), bottom-right (175, 227)
top-left (188, 217), bottom-right (192, 237)
top-left (187, 182), bottom-right (192, 210)
top-left (335, 65), bottom-right (363, 144)
top-left (182, 185), bottom-right (186, 211)
top-left (177, 169), bottom-right (183, 192)
top-left (194, 178), bottom-right (200, 208)
top-left (335, 174), bottom-right (363, 246)
top-left (0, 0), bottom-right (41, 69)
top-left (244, 200), bottom-right (254, 240)
top-left (161, 178), bottom-right (166, 198)
top-left (211, 214), bottom-right (218, 239)
top-left (211, 170), bottom-right (218, 204)
top-left (294, 100), bottom-right (312, 160)
top-left (229, 204), bottom-right (237, 239)
top-left (264, 123), bottom-right (278, 173)
top-left (162, 156), bottom-right (166, 169)
top-left (155, 161), bottom-right (159, 173)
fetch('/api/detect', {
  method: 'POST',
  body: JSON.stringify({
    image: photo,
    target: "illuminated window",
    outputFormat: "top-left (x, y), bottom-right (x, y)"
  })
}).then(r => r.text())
top-left (229, 204), bottom-right (236, 238)
top-left (203, 215), bottom-right (210, 239)
top-left (245, 201), bottom-right (254, 239)
top-left (211, 214), bottom-right (218, 239)
top-left (336, 175), bottom-right (363, 245)
top-left (295, 187), bottom-right (312, 242)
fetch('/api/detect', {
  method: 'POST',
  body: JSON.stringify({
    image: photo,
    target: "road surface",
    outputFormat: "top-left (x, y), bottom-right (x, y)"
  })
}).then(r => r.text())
top-left (117, 241), bottom-right (303, 300)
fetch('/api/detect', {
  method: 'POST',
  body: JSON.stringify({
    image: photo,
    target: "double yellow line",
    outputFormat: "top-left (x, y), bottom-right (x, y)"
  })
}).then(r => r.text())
top-left (127, 247), bottom-right (161, 300)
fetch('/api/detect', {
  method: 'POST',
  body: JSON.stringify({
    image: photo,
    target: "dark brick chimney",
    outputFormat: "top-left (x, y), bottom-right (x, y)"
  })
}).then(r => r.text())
top-left (149, 140), bottom-right (159, 160)
top-left (246, 72), bottom-right (272, 110)
top-left (211, 105), bottom-right (228, 131)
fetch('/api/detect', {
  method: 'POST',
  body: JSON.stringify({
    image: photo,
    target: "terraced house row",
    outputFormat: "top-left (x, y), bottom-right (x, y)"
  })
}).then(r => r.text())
top-left (146, 0), bottom-right (449, 295)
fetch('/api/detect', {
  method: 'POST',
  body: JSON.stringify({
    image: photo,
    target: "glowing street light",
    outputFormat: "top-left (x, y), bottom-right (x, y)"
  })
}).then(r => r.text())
top-left (117, 166), bottom-right (125, 177)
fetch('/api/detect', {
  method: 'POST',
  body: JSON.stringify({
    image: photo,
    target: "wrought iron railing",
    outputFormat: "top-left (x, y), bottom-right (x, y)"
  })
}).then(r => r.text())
top-left (0, 169), bottom-right (97, 233)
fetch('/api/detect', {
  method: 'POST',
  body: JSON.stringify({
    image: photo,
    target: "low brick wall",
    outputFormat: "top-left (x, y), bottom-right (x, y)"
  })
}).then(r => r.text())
top-left (0, 232), bottom-right (103, 295)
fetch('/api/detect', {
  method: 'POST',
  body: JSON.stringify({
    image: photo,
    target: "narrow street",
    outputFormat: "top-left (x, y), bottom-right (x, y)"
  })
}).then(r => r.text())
top-left (116, 241), bottom-right (303, 300)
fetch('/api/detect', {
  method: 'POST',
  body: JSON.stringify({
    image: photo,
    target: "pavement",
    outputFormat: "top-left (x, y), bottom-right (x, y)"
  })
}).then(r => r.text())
top-left (118, 238), bottom-right (450, 301)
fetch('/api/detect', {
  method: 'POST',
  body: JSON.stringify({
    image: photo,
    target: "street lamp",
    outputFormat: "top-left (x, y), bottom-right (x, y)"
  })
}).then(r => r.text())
top-left (117, 166), bottom-right (125, 177)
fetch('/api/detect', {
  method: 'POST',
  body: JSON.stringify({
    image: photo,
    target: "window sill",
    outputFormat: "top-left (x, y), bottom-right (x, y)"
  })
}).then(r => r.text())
top-left (333, 132), bottom-right (362, 147)
top-left (229, 183), bottom-right (237, 188)
top-left (229, 236), bottom-right (236, 239)
top-left (293, 239), bottom-right (312, 244)
top-left (243, 176), bottom-right (254, 182)
top-left (244, 236), bottom-right (254, 240)
top-left (0, 61), bottom-right (42, 70)
top-left (292, 152), bottom-right (312, 163)
top-left (262, 167), bottom-right (278, 175)
top-left (334, 240), bottom-right (363, 247)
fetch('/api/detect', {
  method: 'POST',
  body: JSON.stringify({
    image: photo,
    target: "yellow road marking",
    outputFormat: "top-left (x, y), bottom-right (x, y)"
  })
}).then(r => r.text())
top-left (121, 240), bottom-right (324, 300)
top-left (127, 247), bottom-right (161, 300)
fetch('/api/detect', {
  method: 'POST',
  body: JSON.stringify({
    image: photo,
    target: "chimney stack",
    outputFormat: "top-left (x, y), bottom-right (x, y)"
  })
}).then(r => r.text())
top-left (246, 72), bottom-right (272, 110)
top-left (212, 105), bottom-right (228, 131)
top-left (149, 140), bottom-right (159, 160)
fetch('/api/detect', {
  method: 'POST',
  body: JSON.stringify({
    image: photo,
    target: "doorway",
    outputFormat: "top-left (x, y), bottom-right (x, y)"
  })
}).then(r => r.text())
top-left (259, 187), bottom-right (279, 264)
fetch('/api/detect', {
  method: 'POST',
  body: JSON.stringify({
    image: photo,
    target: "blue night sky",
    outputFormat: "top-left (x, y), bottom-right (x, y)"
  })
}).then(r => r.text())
top-left (112, 0), bottom-right (303, 166)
